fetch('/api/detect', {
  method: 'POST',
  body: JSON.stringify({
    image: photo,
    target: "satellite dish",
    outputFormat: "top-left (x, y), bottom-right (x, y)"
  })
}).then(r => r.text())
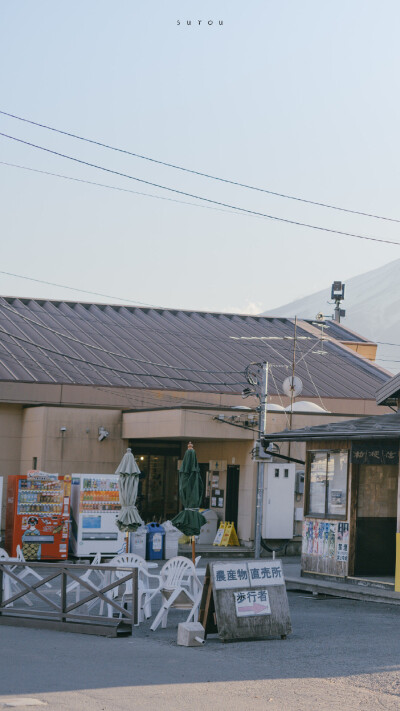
top-left (282, 376), bottom-right (303, 398)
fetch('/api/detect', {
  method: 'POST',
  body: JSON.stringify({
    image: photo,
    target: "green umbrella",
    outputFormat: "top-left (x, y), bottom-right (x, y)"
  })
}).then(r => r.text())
top-left (172, 443), bottom-right (207, 538)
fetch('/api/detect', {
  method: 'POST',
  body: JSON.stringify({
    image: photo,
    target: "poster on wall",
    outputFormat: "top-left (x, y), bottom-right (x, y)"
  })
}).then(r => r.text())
top-left (303, 520), bottom-right (336, 557)
top-left (336, 522), bottom-right (349, 562)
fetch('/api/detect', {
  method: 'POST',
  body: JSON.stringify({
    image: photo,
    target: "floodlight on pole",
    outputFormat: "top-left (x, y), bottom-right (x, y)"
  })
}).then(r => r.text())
top-left (331, 281), bottom-right (346, 323)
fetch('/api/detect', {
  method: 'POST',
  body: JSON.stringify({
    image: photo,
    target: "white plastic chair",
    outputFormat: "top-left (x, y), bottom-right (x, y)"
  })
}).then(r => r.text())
top-left (16, 545), bottom-right (52, 588)
top-left (57, 552), bottom-right (102, 601)
top-left (182, 555), bottom-right (202, 594)
top-left (102, 553), bottom-right (161, 623)
top-left (0, 548), bottom-right (33, 607)
top-left (150, 556), bottom-right (202, 632)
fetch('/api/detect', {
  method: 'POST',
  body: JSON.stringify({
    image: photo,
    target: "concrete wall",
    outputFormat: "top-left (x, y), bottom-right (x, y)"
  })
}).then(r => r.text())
top-left (0, 404), bottom-right (23, 537)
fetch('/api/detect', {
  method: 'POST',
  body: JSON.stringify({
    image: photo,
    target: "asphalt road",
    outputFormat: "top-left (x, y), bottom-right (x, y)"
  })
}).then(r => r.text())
top-left (1, 591), bottom-right (400, 711)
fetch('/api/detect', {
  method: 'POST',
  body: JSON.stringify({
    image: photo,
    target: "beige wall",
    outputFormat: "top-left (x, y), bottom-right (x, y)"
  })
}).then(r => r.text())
top-left (122, 408), bottom-right (256, 441)
top-left (0, 380), bottom-right (389, 417)
top-left (19, 407), bottom-right (125, 477)
top-left (193, 440), bottom-right (256, 544)
top-left (0, 404), bottom-right (23, 534)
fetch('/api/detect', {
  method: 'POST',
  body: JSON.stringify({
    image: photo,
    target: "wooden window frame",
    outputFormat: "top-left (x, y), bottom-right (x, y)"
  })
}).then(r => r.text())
top-left (305, 448), bottom-right (349, 520)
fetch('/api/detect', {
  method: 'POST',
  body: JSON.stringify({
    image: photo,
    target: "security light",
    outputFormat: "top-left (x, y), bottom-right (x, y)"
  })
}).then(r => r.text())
top-left (331, 281), bottom-right (345, 301)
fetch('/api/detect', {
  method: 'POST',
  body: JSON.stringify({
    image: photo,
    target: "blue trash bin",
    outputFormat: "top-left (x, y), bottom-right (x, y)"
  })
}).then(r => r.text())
top-left (146, 522), bottom-right (165, 560)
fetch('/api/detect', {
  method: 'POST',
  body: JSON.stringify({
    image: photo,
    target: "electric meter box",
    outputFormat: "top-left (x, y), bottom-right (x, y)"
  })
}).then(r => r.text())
top-left (262, 463), bottom-right (295, 539)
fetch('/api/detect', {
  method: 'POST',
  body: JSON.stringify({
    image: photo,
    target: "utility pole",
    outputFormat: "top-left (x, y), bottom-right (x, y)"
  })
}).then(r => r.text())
top-left (254, 361), bottom-right (268, 559)
top-left (288, 317), bottom-right (298, 461)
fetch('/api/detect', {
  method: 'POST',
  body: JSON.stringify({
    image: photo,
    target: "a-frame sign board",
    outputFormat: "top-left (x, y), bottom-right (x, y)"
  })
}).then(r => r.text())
top-left (198, 564), bottom-right (218, 636)
top-left (199, 559), bottom-right (291, 641)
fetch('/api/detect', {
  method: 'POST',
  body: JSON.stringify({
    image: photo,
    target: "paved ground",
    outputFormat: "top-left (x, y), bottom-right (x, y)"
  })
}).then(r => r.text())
top-left (1, 587), bottom-right (400, 711)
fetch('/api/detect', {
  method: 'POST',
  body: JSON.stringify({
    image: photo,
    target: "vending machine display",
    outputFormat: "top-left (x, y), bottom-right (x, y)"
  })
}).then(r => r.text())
top-left (69, 474), bottom-right (125, 556)
top-left (5, 471), bottom-right (71, 560)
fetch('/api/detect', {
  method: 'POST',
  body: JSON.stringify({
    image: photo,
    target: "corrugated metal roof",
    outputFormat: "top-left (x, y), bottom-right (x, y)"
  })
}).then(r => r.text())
top-left (376, 373), bottom-right (400, 406)
top-left (308, 320), bottom-right (370, 343)
top-left (263, 411), bottom-right (400, 442)
top-left (0, 297), bottom-right (390, 398)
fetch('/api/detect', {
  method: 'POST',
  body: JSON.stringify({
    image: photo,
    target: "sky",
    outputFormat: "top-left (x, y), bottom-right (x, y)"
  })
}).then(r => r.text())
top-left (1, 1), bottom-right (400, 315)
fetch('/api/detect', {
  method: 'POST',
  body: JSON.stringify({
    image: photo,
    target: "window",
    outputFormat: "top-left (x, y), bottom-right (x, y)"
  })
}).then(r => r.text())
top-left (306, 450), bottom-right (348, 518)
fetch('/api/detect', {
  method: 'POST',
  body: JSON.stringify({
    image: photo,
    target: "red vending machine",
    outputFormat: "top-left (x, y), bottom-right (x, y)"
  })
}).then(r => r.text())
top-left (5, 471), bottom-right (71, 560)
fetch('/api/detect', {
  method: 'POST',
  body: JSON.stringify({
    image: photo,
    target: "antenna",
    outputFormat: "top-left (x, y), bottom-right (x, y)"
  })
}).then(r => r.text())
top-left (282, 375), bottom-right (303, 398)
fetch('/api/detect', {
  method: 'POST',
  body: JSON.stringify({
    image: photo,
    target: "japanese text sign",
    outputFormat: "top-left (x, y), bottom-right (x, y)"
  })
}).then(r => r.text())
top-left (213, 560), bottom-right (284, 590)
top-left (213, 563), bottom-right (250, 589)
top-left (234, 589), bottom-right (271, 617)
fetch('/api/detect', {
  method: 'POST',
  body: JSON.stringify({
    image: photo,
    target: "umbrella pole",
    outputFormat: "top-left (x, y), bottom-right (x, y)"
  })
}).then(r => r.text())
top-left (125, 532), bottom-right (129, 553)
top-left (191, 535), bottom-right (196, 565)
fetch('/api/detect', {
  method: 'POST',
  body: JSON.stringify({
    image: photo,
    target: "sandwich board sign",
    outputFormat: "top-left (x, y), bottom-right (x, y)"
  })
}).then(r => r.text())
top-left (199, 559), bottom-right (291, 641)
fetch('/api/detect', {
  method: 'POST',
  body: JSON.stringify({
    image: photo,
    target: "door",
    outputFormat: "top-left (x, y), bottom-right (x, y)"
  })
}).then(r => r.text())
top-left (199, 463), bottom-right (210, 508)
top-left (225, 465), bottom-right (240, 530)
top-left (354, 464), bottom-right (398, 576)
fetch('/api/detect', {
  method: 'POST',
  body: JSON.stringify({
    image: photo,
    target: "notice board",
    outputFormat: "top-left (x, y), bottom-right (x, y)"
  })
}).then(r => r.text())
top-left (199, 559), bottom-right (292, 641)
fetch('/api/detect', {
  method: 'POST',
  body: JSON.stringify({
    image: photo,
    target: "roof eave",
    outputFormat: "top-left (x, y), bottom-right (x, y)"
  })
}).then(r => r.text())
top-left (263, 430), bottom-right (400, 443)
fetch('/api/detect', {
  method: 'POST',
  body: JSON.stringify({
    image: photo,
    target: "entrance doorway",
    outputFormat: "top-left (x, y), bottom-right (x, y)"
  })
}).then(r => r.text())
top-left (354, 464), bottom-right (398, 577)
top-left (129, 440), bottom-right (181, 523)
top-left (225, 465), bottom-right (240, 531)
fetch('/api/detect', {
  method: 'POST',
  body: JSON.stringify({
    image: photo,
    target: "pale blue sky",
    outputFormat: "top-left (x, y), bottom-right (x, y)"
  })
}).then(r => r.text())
top-left (1, 1), bottom-right (400, 314)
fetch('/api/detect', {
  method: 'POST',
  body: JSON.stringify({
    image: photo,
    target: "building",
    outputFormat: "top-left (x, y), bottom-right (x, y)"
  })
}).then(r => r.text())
top-left (0, 296), bottom-right (392, 544)
top-left (263, 373), bottom-right (400, 586)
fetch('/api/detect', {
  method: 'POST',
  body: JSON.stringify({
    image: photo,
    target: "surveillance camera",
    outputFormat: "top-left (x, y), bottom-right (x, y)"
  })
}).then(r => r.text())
top-left (60, 427), bottom-right (67, 432)
top-left (98, 426), bottom-right (109, 442)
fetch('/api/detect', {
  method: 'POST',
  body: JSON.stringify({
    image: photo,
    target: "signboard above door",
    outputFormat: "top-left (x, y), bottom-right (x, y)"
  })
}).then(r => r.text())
top-left (351, 441), bottom-right (399, 465)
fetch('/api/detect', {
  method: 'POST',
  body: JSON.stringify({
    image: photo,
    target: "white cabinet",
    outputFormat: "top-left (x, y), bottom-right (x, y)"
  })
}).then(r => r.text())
top-left (262, 463), bottom-right (295, 539)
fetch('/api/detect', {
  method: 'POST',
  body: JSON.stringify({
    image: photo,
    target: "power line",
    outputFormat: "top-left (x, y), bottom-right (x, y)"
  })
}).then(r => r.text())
top-left (1, 131), bottom-right (399, 247)
top-left (0, 327), bottom-right (246, 387)
top-left (0, 160), bottom-right (247, 220)
top-left (0, 270), bottom-right (162, 309)
top-left (2, 108), bottom-right (399, 224)
top-left (0, 296), bottom-right (313, 377)
top-left (0, 300), bottom-right (243, 375)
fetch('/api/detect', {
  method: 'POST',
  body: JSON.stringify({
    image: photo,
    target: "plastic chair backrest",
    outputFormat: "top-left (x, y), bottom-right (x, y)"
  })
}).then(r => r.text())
top-left (107, 553), bottom-right (148, 569)
top-left (160, 556), bottom-right (195, 588)
top-left (0, 548), bottom-right (9, 560)
top-left (91, 552), bottom-right (101, 566)
top-left (16, 545), bottom-right (25, 562)
top-left (80, 552), bottom-right (101, 581)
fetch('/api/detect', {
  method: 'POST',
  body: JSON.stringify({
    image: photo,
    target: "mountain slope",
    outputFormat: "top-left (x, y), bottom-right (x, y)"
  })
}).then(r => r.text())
top-left (263, 259), bottom-right (400, 373)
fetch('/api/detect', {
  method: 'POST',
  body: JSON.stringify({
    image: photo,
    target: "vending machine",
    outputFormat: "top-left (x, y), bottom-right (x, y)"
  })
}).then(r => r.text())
top-left (69, 474), bottom-right (125, 557)
top-left (0, 476), bottom-right (3, 543)
top-left (5, 471), bottom-right (71, 560)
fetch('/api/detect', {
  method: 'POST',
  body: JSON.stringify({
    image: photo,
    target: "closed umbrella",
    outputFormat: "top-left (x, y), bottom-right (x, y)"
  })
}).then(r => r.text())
top-left (171, 442), bottom-right (207, 563)
top-left (115, 448), bottom-right (144, 544)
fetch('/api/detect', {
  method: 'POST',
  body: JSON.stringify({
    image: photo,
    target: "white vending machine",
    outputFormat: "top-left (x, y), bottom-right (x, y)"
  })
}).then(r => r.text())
top-left (69, 473), bottom-right (126, 557)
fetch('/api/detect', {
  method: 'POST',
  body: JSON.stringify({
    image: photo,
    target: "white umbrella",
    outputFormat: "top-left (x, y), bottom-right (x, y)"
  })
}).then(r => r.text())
top-left (115, 448), bottom-right (144, 532)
